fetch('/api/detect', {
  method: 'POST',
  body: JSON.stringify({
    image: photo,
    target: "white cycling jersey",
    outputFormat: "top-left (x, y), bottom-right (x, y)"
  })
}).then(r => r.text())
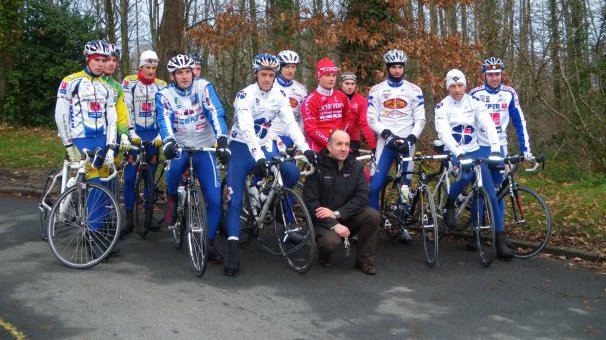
top-left (121, 75), bottom-right (167, 133)
top-left (269, 77), bottom-right (307, 135)
top-left (434, 93), bottom-right (500, 156)
top-left (229, 83), bottom-right (309, 161)
top-left (367, 79), bottom-right (426, 139)
top-left (55, 70), bottom-right (117, 146)
top-left (469, 84), bottom-right (531, 153)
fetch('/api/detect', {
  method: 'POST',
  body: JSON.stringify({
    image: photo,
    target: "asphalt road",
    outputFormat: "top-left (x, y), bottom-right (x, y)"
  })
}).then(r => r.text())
top-left (1, 196), bottom-right (604, 339)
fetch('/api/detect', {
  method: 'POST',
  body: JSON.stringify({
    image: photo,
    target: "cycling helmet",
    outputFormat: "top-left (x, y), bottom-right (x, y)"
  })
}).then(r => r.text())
top-left (108, 43), bottom-right (121, 59)
top-left (252, 53), bottom-right (280, 73)
top-left (83, 40), bottom-right (112, 57)
top-left (190, 53), bottom-right (202, 65)
top-left (383, 49), bottom-right (407, 65)
top-left (167, 54), bottom-right (195, 73)
top-left (277, 50), bottom-right (300, 65)
top-left (482, 57), bottom-right (505, 73)
top-left (139, 50), bottom-right (159, 67)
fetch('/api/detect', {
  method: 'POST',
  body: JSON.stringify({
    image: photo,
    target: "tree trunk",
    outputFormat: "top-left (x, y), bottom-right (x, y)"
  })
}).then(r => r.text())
top-left (119, 0), bottom-right (130, 76)
top-left (105, 0), bottom-right (116, 44)
top-left (157, 0), bottom-right (186, 80)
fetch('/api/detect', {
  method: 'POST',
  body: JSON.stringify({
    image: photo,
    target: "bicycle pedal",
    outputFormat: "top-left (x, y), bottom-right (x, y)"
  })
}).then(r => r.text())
top-left (168, 223), bottom-right (178, 231)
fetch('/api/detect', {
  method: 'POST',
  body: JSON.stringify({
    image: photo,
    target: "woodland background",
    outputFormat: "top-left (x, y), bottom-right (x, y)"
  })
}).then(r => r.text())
top-left (0, 0), bottom-right (604, 171)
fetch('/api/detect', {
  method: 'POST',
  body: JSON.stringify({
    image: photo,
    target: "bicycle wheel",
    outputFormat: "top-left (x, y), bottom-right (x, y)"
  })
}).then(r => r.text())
top-left (499, 184), bottom-right (552, 258)
top-left (379, 177), bottom-right (405, 240)
top-left (220, 178), bottom-right (255, 248)
top-left (473, 187), bottom-right (496, 267)
top-left (415, 187), bottom-right (439, 267)
top-left (272, 186), bottom-right (316, 273)
top-left (186, 186), bottom-right (208, 277)
top-left (47, 182), bottom-right (121, 268)
top-left (134, 167), bottom-right (155, 237)
top-left (39, 169), bottom-right (62, 241)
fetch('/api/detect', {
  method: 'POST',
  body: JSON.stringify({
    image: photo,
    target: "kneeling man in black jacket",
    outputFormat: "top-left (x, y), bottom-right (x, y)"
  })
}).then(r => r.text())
top-left (303, 130), bottom-right (380, 275)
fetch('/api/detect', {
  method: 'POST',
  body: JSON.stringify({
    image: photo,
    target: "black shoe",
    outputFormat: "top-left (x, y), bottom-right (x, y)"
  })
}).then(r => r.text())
top-left (444, 207), bottom-right (459, 231)
top-left (355, 261), bottom-right (376, 275)
top-left (224, 240), bottom-right (239, 276)
top-left (120, 210), bottom-right (134, 239)
top-left (144, 208), bottom-right (161, 232)
top-left (208, 240), bottom-right (224, 264)
top-left (282, 223), bottom-right (306, 244)
top-left (496, 232), bottom-right (514, 261)
top-left (318, 257), bottom-right (332, 267)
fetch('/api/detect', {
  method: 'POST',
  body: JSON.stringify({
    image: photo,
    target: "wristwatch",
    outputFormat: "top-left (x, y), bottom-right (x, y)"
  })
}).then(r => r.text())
top-left (334, 210), bottom-right (341, 219)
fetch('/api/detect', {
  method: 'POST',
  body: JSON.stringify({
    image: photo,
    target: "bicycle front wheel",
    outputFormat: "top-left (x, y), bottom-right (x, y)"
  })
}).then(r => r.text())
top-left (47, 182), bottom-right (121, 268)
top-left (499, 184), bottom-right (552, 258)
top-left (474, 187), bottom-right (496, 267)
top-left (134, 167), bottom-right (155, 238)
top-left (379, 177), bottom-right (405, 240)
top-left (415, 187), bottom-right (439, 267)
top-left (186, 186), bottom-right (208, 277)
top-left (273, 186), bottom-right (316, 273)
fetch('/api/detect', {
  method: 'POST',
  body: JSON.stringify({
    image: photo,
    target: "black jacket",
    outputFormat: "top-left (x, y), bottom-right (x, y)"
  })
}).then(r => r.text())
top-left (303, 148), bottom-right (369, 234)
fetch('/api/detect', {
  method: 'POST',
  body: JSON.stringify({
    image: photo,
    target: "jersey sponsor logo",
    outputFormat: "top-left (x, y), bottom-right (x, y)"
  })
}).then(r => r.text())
top-left (501, 103), bottom-right (508, 109)
top-left (89, 101), bottom-right (101, 112)
top-left (383, 98), bottom-right (407, 109)
top-left (435, 102), bottom-right (443, 109)
top-left (59, 81), bottom-right (68, 94)
top-left (486, 103), bottom-right (501, 110)
top-left (254, 117), bottom-right (272, 139)
top-left (452, 124), bottom-right (475, 145)
top-left (289, 97), bottom-right (298, 108)
top-left (139, 111), bottom-right (153, 118)
top-left (195, 121), bottom-right (208, 131)
top-left (140, 102), bottom-right (152, 112)
top-left (491, 112), bottom-right (501, 125)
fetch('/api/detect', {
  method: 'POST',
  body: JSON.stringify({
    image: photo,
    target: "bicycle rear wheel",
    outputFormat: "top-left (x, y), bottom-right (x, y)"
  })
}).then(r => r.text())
top-left (473, 187), bottom-right (496, 267)
top-left (134, 167), bottom-right (155, 237)
top-left (47, 182), bottom-right (121, 268)
top-left (379, 177), bottom-right (406, 240)
top-left (39, 169), bottom-right (62, 241)
top-left (499, 184), bottom-right (552, 258)
top-left (415, 187), bottom-right (439, 267)
top-left (273, 186), bottom-right (316, 273)
top-left (186, 186), bottom-right (208, 277)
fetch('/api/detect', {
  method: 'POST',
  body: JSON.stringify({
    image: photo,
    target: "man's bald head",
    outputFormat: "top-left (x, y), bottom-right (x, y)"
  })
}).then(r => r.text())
top-left (327, 130), bottom-right (350, 161)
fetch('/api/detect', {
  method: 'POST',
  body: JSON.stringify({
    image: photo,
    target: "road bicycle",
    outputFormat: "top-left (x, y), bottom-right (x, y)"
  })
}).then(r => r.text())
top-left (131, 141), bottom-right (162, 237)
top-left (222, 154), bottom-right (316, 273)
top-left (378, 150), bottom-right (446, 267)
top-left (46, 146), bottom-right (121, 268)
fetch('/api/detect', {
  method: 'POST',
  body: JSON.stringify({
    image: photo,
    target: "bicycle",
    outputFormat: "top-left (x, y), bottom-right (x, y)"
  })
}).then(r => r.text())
top-left (131, 141), bottom-right (161, 237)
top-left (222, 154), bottom-right (316, 273)
top-left (168, 146), bottom-right (215, 277)
top-left (497, 155), bottom-right (551, 258)
top-left (378, 151), bottom-right (446, 267)
top-left (46, 146), bottom-right (122, 268)
top-left (39, 163), bottom-right (75, 241)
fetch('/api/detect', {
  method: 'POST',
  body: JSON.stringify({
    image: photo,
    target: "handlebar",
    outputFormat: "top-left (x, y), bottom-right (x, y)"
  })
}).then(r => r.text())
top-left (503, 154), bottom-right (545, 172)
top-left (69, 145), bottom-right (119, 182)
top-left (269, 153), bottom-right (315, 177)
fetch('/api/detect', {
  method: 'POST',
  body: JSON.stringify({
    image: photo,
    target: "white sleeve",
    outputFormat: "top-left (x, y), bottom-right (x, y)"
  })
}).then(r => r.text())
top-left (410, 89), bottom-right (426, 138)
top-left (55, 78), bottom-right (73, 146)
top-left (434, 102), bottom-right (463, 156)
top-left (105, 92), bottom-right (118, 146)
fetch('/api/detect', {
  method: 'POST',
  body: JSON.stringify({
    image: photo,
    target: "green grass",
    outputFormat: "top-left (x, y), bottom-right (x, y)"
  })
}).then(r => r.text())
top-left (0, 124), bottom-right (64, 170)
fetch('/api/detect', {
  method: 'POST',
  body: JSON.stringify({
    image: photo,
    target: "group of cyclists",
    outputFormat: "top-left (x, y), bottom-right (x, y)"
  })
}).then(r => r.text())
top-left (54, 39), bottom-right (533, 275)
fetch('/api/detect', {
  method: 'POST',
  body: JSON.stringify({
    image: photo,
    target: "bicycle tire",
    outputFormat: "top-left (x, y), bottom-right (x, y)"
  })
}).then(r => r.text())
top-left (379, 176), bottom-right (406, 240)
top-left (499, 184), bottom-right (552, 258)
top-left (474, 187), bottom-right (496, 267)
top-left (186, 185), bottom-right (208, 277)
top-left (416, 186), bottom-right (439, 267)
top-left (47, 182), bottom-right (121, 268)
top-left (134, 167), bottom-right (155, 238)
top-left (272, 186), bottom-right (316, 273)
top-left (39, 169), bottom-right (62, 241)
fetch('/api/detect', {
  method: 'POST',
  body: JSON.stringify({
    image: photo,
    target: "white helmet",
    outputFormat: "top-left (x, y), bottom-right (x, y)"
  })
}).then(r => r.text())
top-left (83, 40), bottom-right (111, 57)
top-left (167, 54), bottom-right (195, 73)
top-left (277, 50), bottom-right (300, 65)
top-left (252, 53), bottom-right (280, 73)
top-left (445, 69), bottom-right (466, 88)
top-left (139, 50), bottom-right (159, 67)
top-left (383, 49), bottom-right (407, 65)
top-left (482, 57), bottom-right (505, 73)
